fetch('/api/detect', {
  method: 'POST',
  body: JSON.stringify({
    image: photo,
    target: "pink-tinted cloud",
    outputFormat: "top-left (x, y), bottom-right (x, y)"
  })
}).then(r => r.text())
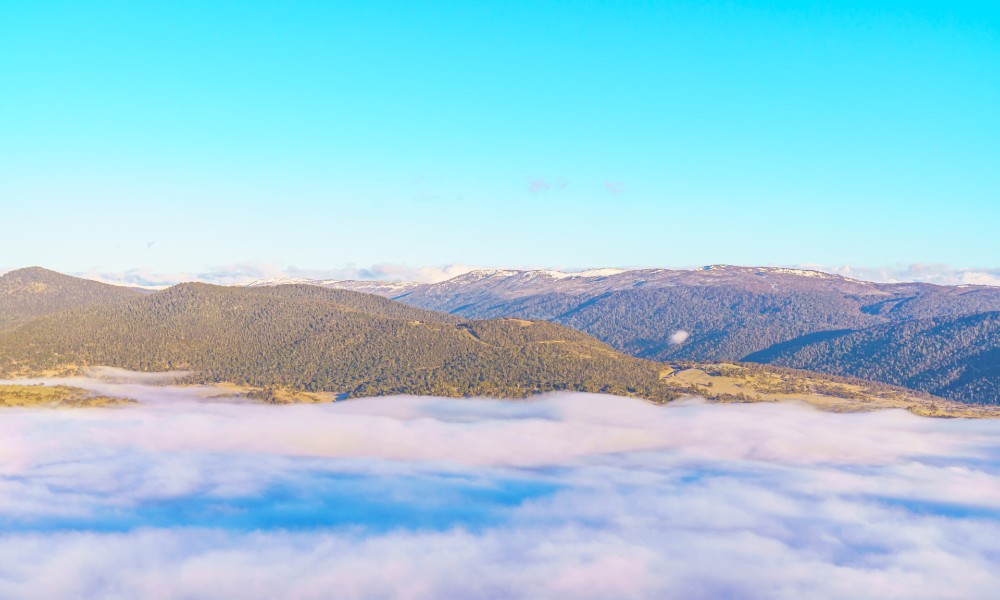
top-left (0, 385), bottom-right (999, 598)
top-left (529, 179), bottom-right (551, 194)
top-left (77, 262), bottom-right (481, 288)
top-left (604, 181), bottom-right (624, 194)
top-left (801, 263), bottom-right (1000, 287)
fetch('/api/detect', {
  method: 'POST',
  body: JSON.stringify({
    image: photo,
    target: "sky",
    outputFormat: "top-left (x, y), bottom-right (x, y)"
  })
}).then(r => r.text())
top-left (1, 1), bottom-right (998, 276)
top-left (1, 383), bottom-right (1000, 598)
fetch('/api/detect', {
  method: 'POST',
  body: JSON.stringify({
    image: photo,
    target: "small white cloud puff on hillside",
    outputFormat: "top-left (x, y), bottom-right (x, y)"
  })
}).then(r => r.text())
top-left (669, 329), bottom-right (690, 344)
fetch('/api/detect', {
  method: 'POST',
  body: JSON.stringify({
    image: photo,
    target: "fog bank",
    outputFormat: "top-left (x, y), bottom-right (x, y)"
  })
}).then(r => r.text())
top-left (1, 385), bottom-right (998, 598)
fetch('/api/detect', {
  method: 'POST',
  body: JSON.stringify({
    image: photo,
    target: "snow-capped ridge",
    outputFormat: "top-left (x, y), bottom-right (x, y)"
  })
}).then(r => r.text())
top-left (450, 269), bottom-right (521, 281)
top-left (243, 277), bottom-right (320, 287)
top-left (760, 267), bottom-right (835, 278)
top-left (239, 264), bottom-right (890, 293)
top-left (445, 267), bottom-right (629, 283)
top-left (573, 268), bottom-right (629, 278)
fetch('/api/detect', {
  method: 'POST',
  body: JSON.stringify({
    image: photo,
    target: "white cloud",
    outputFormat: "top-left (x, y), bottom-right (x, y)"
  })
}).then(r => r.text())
top-left (805, 263), bottom-right (1000, 287)
top-left (669, 330), bottom-right (690, 344)
top-left (353, 263), bottom-right (478, 283)
top-left (0, 382), bottom-right (999, 598)
top-left (960, 271), bottom-right (1000, 286)
top-left (75, 262), bottom-right (480, 288)
top-left (71, 262), bottom-right (1000, 290)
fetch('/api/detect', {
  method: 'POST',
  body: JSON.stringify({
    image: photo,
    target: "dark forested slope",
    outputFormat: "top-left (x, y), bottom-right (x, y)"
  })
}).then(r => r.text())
top-left (747, 311), bottom-right (1000, 404)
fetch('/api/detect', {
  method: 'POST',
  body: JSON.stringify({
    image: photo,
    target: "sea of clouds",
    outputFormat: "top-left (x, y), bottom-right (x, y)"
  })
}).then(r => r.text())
top-left (1, 381), bottom-right (999, 599)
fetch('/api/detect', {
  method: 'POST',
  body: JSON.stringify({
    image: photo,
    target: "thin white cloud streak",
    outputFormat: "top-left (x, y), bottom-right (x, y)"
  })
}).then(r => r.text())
top-left (803, 263), bottom-right (1000, 287)
top-left (59, 262), bottom-right (1000, 289)
top-left (1, 386), bottom-right (999, 598)
top-left (74, 262), bottom-right (480, 288)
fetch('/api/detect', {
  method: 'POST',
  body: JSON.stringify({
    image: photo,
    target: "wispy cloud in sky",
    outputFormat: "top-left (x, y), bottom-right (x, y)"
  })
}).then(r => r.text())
top-left (528, 178), bottom-right (569, 194)
top-left (603, 181), bottom-right (624, 194)
top-left (529, 178), bottom-right (551, 193)
top-left (64, 261), bottom-right (1000, 289)
top-left (1, 383), bottom-right (998, 599)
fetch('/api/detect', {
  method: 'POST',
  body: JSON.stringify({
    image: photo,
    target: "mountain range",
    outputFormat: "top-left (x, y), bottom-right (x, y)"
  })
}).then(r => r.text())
top-left (3, 265), bottom-right (997, 405)
top-left (246, 265), bottom-right (1000, 404)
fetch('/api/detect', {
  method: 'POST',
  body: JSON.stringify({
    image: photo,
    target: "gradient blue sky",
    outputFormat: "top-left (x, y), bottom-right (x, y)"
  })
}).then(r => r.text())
top-left (1, 0), bottom-right (997, 275)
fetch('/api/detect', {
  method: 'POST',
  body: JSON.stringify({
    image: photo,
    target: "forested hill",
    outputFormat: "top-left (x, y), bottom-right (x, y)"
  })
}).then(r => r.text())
top-left (748, 311), bottom-right (1000, 405)
top-left (0, 267), bottom-right (144, 330)
top-left (0, 282), bottom-right (678, 401)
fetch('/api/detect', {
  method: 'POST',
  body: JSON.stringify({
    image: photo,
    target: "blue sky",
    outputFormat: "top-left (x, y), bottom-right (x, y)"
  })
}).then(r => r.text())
top-left (1, 1), bottom-right (997, 275)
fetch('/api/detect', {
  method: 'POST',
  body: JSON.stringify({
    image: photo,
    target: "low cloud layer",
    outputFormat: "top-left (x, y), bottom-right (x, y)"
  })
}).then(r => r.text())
top-left (807, 263), bottom-right (1000, 287)
top-left (75, 262), bottom-right (480, 288)
top-left (43, 261), bottom-right (1000, 289)
top-left (1, 384), bottom-right (999, 598)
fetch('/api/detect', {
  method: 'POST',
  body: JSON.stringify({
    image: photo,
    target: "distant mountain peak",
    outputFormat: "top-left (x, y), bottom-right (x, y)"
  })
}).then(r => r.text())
top-left (2, 266), bottom-right (68, 281)
top-left (574, 268), bottom-right (629, 278)
top-left (0, 266), bottom-right (145, 331)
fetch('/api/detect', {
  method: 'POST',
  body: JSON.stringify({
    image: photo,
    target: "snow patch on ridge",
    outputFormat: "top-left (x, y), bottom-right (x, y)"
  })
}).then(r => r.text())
top-left (450, 268), bottom-right (629, 282)
top-left (243, 277), bottom-right (322, 287)
top-left (763, 268), bottom-right (834, 278)
top-left (573, 268), bottom-right (628, 278)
